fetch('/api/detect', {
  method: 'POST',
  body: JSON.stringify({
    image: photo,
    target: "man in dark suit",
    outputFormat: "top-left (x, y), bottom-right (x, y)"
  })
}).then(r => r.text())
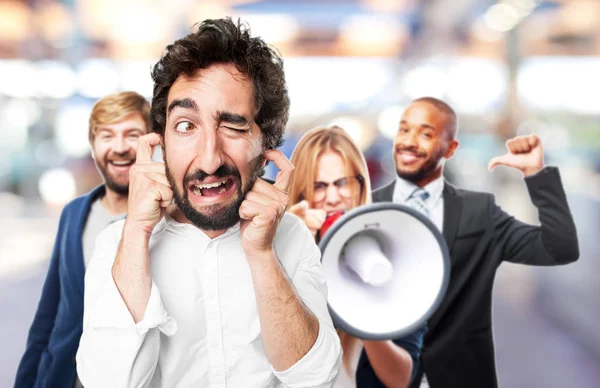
top-left (15, 91), bottom-right (150, 388)
top-left (372, 97), bottom-right (579, 388)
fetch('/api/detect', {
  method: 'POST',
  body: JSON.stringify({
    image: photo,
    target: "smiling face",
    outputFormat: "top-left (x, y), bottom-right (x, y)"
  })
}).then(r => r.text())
top-left (393, 101), bottom-right (459, 187)
top-left (92, 113), bottom-right (147, 195)
top-left (163, 63), bottom-right (265, 231)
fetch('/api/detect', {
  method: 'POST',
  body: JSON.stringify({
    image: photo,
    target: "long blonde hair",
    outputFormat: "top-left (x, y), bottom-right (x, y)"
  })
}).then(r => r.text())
top-left (289, 125), bottom-right (371, 375)
top-left (289, 125), bottom-right (371, 207)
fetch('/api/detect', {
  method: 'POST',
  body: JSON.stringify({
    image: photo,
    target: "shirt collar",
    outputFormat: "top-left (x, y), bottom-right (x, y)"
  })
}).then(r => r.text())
top-left (393, 175), bottom-right (445, 204)
top-left (161, 212), bottom-right (241, 240)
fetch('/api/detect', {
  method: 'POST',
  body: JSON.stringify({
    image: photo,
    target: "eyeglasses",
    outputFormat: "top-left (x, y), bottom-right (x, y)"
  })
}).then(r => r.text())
top-left (313, 176), bottom-right (364, 202)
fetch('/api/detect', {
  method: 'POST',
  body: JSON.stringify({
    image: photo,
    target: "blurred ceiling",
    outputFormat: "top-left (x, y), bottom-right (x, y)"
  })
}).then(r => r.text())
top-left (0, 0), bottom-right (598, 60)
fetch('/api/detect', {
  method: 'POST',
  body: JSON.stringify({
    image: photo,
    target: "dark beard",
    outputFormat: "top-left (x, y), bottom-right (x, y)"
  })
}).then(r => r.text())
top-left (165, 156), bottom-right (265, 231)
top-left (395, 146), bottom-right (445, 183)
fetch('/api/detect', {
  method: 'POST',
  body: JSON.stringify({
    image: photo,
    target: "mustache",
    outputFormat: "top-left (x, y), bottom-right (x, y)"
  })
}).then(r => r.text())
top-left (184, 163), bottom-right (241, 185)
top-left (105, 150), bottom-right (136, 162)
top-left (395, 146), bottom-right (426, 158)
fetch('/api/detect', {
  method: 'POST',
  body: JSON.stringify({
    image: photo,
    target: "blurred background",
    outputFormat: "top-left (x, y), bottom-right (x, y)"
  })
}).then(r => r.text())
top-left (1, 0), bottom-right (599, 386)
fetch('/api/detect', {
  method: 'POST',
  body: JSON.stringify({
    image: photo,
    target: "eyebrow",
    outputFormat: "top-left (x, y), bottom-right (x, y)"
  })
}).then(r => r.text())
top-left (400, 120), bottom-right (435, 131)
top-left (167, 98), bottom-right (199, 115)
top-left (217, 111), bottom-right (250, 127)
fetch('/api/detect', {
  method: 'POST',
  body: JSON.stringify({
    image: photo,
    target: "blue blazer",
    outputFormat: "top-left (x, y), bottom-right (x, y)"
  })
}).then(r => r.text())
top-left (15, 186), bottom-right (105, 388)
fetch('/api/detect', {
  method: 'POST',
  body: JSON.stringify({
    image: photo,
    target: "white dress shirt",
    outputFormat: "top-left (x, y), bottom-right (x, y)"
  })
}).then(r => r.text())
top-left (76, 213), bottom-right (342, 388)
top-left (392, 176), bottom-right (445, 232)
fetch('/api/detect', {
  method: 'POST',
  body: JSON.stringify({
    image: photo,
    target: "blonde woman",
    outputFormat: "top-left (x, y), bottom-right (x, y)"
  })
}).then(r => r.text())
top-left (288, 126), bottom-right (426, 388)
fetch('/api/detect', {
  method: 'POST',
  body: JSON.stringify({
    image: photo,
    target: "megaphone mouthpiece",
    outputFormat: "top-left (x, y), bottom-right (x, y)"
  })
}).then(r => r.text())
top-left (344, 234), bottom-right (393, 287)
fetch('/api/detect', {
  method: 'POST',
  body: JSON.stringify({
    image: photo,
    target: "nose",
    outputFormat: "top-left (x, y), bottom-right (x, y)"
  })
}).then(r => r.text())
top-left (398, 130), bottom-right (419, 149)
top-left (325, 184), bottom-right (342, 206)
top-left (195, 128), bottom-right (224, 175)
top-left (113, 134), bottom-right (128, 154)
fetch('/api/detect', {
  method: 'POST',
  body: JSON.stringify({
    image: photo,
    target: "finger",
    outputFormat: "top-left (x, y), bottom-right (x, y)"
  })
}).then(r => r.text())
top-left (488, 155), bottom-right (508, 171)
top-left (136, 161), bottom-right (167, 172)
top-left (305, 213), bottom-right (326, 230)
top-left (136, 133), bottom-right (162, 163)
top-left (288, 200), bottom-right (309, 216)
top-left (239, 200), bottom-right (277, 223)
top-left (144, 172), bottom-right (171, 187)
top-left (264, 149), bottom-right (294, 194)
top-left (307, 208), bottom-right (327, 222)
top-left (245, 191), bottom-right (276, 207)
top-left (528, 134), bottom-right (540, 148)
top-left (506, 138), bottom-right (522, 154)
top-left (153, 181), bottom-right (173, 204)
top-left (252, 178), bottom-right (289, 207)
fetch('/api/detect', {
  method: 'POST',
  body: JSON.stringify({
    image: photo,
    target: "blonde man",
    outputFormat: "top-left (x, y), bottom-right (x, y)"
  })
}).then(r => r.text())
top-left (15, 91), bottom-right (150, 388)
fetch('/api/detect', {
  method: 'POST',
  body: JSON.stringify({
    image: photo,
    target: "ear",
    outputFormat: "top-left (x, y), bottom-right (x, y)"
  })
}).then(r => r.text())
top-left (444, 139), bottom-right (459, 159)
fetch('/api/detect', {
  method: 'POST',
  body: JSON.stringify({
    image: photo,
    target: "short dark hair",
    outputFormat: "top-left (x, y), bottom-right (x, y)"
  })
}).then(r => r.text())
top-left (412, 97), bottom-right (458, 140)
top-left (150, 18), bottom-right (290, 150)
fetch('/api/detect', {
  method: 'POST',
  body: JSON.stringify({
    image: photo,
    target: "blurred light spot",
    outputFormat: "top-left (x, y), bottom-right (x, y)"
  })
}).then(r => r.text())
top-left (38, 60), bottom-right (77, 98)
top-left (286, 58), bottom-right (392, 118)
top-left (403, 66), bottom-right (447, 100)
top-left (120, 61), bottom-right (155, 98)
top-left (0, 60), bottom-right (38, 98)
top-left (0, 2), bottom-right (31, 41)
top-left (485, 3), bottom-right (520, 32)
top-left (111, 5), bottom-right (169, 44)
top-left (39, 168), bottom-right (77, 206)
top-left (472, 18), bottom-right (504, 42)
top-left (518, 57), bottom-right (600, 114)
top-left (339, 15), bottom-right (408, 56)
top-left (378, 105), bottom-right (404, 140)
top-left (37, 2), bottom-right (75, 43)
top-left (55, 103), bottom-right (93, 157)
top-left (503, 0), bottom-right (537, 18)
top-left (77, 59), bottom-right (120, 98)
top-left (447, 59), bottom-right (506, 115)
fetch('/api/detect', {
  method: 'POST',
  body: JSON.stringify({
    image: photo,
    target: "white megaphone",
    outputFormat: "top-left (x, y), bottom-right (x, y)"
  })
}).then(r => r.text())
top-left (318, 203), bottom-right (450, 340)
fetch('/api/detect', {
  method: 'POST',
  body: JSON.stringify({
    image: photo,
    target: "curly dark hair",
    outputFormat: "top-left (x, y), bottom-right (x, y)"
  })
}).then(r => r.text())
top-left (150, 18), bottom-right (290, 150)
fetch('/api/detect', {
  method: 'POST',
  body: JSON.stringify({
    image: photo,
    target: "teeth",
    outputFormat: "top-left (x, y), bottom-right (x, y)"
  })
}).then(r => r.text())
top-left (111, 161), bottom-right (132, 166)
top-left (195, 179), bottom-right (227, 190)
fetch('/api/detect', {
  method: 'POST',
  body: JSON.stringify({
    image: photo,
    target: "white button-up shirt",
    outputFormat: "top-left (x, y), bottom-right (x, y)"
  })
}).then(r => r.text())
top-left (393, 176), bottom-right (445, 231)
top-left (76, 213), bottom-right (341, 388)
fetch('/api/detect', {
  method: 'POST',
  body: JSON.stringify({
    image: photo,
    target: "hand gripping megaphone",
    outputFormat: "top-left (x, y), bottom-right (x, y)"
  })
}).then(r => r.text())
top-left (318, 203), bottom-right (450, 340)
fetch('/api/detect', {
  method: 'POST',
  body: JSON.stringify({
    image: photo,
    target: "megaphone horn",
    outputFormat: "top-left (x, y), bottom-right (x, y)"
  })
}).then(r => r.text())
top-left (318, 203), bottom-right (450, 340)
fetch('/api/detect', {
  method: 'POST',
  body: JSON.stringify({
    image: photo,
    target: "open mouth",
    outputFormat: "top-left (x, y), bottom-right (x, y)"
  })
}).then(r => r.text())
top-left (109, 160), bottom-right (134, 168)
top-left (189, 178), bottom-right (235, 197)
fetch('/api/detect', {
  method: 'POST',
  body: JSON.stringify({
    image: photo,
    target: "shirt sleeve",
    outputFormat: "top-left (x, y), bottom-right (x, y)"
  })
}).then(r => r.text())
top-left (76, 223), bottom-right (177, 388)
top-left (494, 166), bottom-right (579, 265)
top-left (392, 324), bottom-right (427, 384)
top-left (272, 222), bottom-right (342, 387)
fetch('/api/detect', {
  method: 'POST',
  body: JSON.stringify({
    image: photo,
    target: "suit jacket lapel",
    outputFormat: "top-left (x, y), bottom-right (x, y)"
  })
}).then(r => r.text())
top-left (442, 182), bottom-right (462, 251)
top-left (372, 181), bottom-right (396, 202)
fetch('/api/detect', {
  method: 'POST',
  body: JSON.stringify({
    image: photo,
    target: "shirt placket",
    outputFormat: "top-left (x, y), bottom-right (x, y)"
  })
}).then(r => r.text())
top-left (203, 240), bottom-right (227, 387)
